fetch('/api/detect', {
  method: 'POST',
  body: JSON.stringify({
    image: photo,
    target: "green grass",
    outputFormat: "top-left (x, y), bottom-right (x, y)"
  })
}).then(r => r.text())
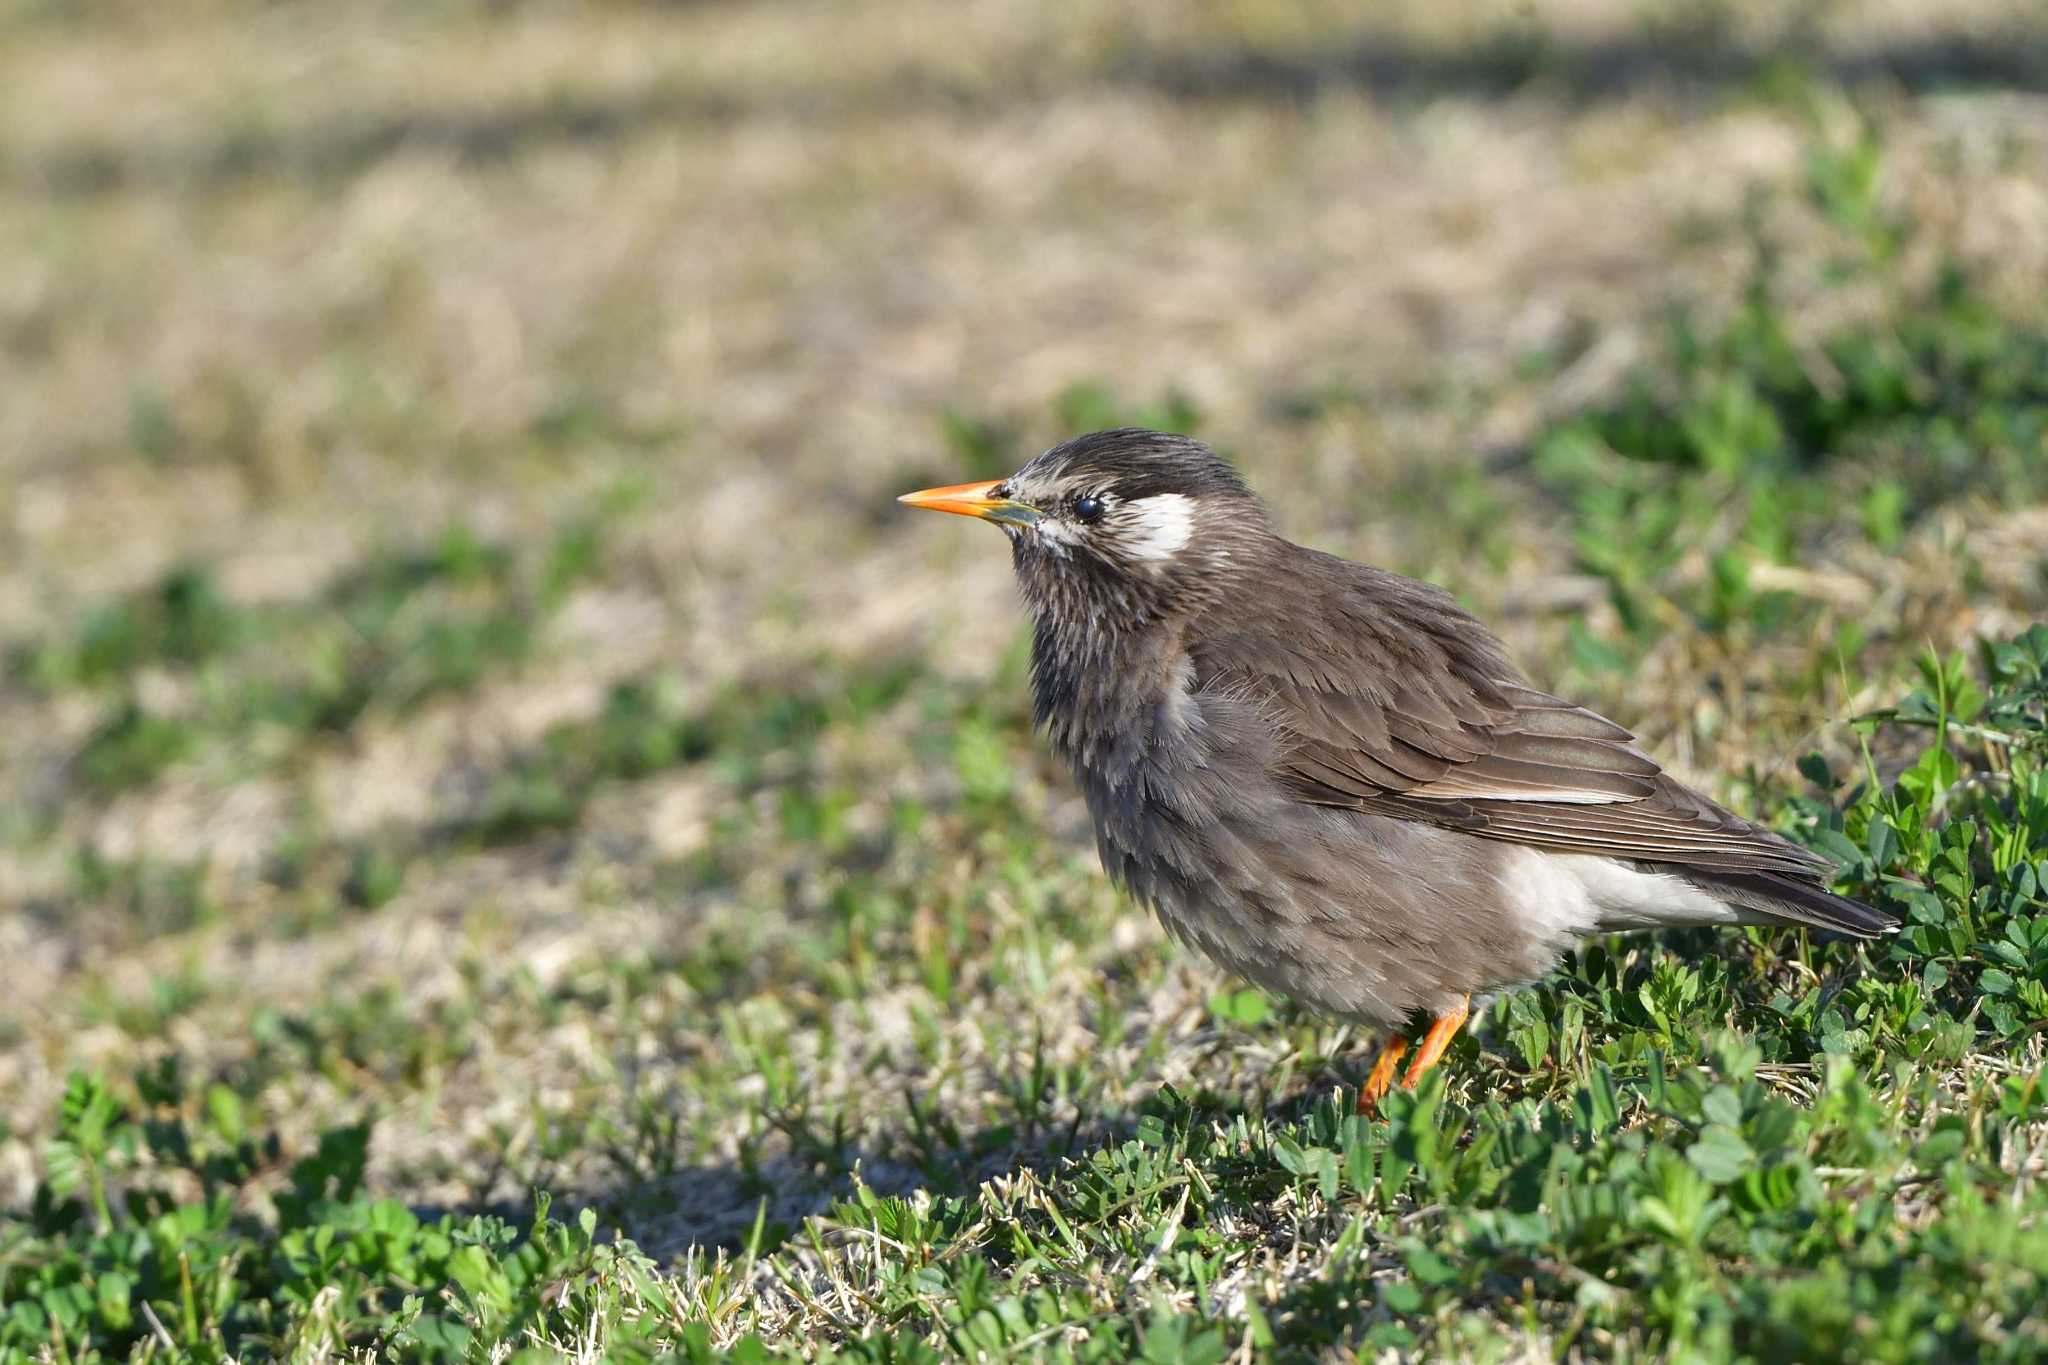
top-left (15, 503), bottom-right (634, 798)
top-left (5, 10), bottom-right (2048, 1364)
top-left (5, 631), bottom-right (2046, 1360)
top-left (1531, 123), bottom-right (2048, 664)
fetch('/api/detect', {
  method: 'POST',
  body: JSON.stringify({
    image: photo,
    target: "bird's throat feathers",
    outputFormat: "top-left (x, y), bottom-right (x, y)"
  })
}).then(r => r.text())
top-left (1014, 526), bottom-right (1248, 771)
top-left (986, 430), bottom-right (1269, 770)
top-left (1027, 610), bottom-right (1192, 778)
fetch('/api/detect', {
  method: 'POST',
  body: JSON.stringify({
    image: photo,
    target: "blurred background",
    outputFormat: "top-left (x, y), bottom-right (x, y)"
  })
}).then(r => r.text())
top-left (4, 0), bottom-right (2047, 1289)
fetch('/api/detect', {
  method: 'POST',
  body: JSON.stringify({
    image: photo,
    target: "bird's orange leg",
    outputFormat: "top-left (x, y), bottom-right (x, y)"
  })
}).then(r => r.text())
top-left (1400, 995), bottom-right (1472, 1090)
top-left (1357, 1035), bottom-right (1411, 1112)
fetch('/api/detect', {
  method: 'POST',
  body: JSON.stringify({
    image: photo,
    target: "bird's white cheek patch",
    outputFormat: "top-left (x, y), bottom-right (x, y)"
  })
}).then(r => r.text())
top-left (1122, 493), bottom-right (1195, 562)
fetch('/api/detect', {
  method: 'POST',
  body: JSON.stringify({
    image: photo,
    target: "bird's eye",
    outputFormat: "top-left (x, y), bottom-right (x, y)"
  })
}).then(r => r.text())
top-left (1072, 494), bottom-right (1104, 524)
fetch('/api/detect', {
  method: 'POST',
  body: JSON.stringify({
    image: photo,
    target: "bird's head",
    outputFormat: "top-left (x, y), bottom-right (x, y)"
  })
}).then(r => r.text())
top-left (899, 429), bottom-right (1268, 635)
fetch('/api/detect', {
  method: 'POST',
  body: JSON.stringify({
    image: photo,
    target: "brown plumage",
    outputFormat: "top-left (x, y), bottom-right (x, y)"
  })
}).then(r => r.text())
top-left (899, 429), bottom-right (1894, 1108)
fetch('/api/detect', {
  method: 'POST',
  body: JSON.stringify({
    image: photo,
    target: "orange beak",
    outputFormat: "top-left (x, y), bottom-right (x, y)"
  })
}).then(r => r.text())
top-left (896, 479), bottom-right (1041, 527)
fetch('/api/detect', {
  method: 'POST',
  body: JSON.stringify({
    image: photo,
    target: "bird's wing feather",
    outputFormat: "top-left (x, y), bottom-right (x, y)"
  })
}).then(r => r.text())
top-left (1193, 555), bottom-right (1833, 882)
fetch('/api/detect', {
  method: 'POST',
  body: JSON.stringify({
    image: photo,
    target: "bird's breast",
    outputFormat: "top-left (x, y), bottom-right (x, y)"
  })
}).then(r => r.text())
top-left (1052, 669), bottom-right (1539, 1027)
top-left (1062, 677), bottom-right (1287, 886)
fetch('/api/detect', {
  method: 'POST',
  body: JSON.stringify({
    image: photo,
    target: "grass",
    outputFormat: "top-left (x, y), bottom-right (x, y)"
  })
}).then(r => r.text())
top-left (16, 507), bottom-right (630, 796)
top-left (3, 3), bottom-right (2048, 1361)
top-left (6, 633), bottom-right (2048, 1360)
top-left (1530, 128), bottom-right (2048, 663)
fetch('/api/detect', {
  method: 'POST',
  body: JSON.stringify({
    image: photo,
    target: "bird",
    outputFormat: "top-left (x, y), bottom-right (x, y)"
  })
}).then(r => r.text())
top-left (898, 429), bottom-right (1894, 1110)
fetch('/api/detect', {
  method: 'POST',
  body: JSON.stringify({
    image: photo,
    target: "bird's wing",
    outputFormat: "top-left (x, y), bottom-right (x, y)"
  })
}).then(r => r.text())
top-left (1192, 561), bottom-right (1832, 881)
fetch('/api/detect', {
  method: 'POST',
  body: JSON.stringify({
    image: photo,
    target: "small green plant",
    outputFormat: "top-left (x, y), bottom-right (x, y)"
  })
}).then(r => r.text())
top-left (5, 1060), bottom-right (663, 1362)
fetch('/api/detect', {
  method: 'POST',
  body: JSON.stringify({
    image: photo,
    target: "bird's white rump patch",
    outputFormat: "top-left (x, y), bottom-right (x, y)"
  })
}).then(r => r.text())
top-left (1500, 845), bottom-right (1742, 948)
top-left (1122, 493), bottom-right (1195, 562)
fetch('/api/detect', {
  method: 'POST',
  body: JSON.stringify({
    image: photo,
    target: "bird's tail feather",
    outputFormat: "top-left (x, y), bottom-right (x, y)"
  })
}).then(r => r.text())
top-left (1685, 870), bottom-right (1898, 938)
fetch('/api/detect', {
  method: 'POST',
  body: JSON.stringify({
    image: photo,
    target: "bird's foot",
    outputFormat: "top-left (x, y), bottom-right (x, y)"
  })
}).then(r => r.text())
top-left (1357, 1036), bottom-right (1410, 1113)
top-left (1356, 995), bottom-right (1471, 1115)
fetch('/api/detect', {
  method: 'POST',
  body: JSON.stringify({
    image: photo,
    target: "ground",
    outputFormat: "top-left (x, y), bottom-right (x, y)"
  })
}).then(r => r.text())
top-left (3, 1), bottom-right (2048, 1361)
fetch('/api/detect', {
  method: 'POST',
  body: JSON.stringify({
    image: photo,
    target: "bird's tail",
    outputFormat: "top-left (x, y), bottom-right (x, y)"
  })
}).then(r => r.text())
top-left (1686, 870), bottom-right (1899, 938)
